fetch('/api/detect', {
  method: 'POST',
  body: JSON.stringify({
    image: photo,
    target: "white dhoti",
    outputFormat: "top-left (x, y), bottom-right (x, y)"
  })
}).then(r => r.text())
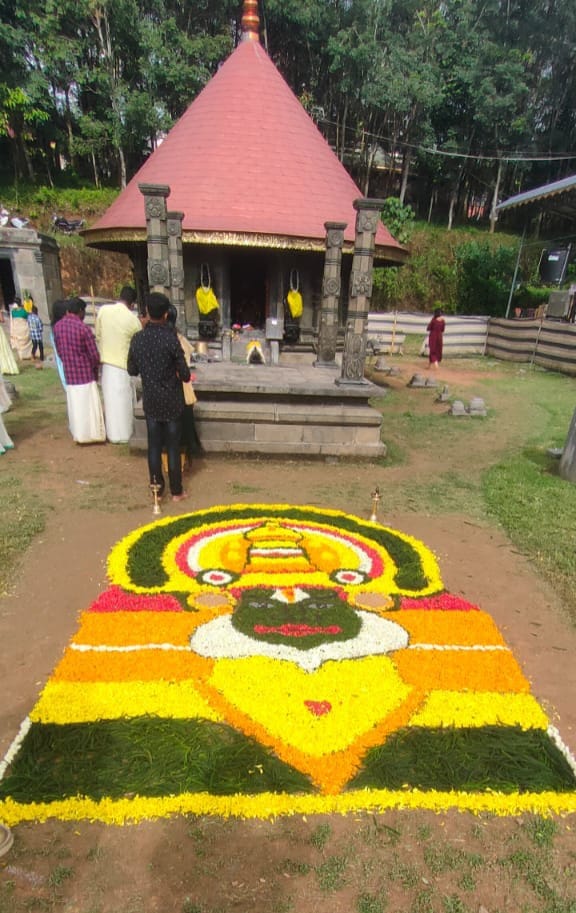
top-left (0, 415), bottom-right (13, 454)
top-left (101, 364), bottom-right (136, 443)
top-left (0, 378), bottom-right (14, 454)
top-left (0, 325), bottom-right (19, 375)
top-left (66, 382), bottom-right (106, 444)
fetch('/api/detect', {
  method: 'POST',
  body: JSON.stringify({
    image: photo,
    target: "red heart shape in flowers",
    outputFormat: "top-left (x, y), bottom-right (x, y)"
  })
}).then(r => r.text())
top-left (304, 700), bottom-right (332, 717)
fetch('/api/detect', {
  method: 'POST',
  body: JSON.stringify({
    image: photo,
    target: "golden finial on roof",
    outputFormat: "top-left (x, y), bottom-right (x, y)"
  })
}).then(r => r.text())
top-left (241, 0), bottom-right (260, 42)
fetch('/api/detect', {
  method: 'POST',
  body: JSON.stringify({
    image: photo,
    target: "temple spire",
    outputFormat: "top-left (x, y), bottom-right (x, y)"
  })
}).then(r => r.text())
top-left (241, 0), bottom-right (260, 42)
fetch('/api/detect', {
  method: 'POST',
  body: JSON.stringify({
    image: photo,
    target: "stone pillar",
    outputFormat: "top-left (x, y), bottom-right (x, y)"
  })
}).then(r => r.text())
top-left (138, 183), bottom-right (171, 295)
top-left (167, 210), bottom-right (185, 326)
top-left (559, 407), bottom-right (576, 483)
top-left (314, 221), bottom-right (347, 369)
top-left (337, 198), bottom-right (383, 386)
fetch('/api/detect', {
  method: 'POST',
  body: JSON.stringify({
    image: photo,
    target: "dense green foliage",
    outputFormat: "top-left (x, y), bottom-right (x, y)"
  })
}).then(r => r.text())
top-left (1, 0), bottom-right (576, 228)
top-left (372, 224), bottom-right (530, 313)
top-left (455, 241), bottom-right (519, 316)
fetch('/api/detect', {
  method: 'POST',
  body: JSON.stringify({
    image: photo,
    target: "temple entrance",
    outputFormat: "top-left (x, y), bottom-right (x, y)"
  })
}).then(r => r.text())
top-left (230, 253), bottom-right (268, 329)
top-left (0, 257), bottom-right (15, 311)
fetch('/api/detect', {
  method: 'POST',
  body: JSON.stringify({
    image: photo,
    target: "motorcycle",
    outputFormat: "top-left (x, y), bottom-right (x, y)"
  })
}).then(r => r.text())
top-left (52, 214), bottom-right (85, 234)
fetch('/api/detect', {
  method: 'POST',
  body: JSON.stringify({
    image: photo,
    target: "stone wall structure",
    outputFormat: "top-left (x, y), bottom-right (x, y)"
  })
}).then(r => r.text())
top-left (314, 221), bottom-right (347, 369)
top-left (167, 211), bottom-right (185, 325)
top-left (338, 199), bottom-right (383, 385)
top-left (0, 227), bottom-right (62, 325)
top-left (138, 183), bottom-right (171, 295)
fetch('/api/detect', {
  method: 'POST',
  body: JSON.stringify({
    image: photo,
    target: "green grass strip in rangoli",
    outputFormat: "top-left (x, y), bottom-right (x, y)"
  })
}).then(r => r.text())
top-left (0, 718), bottom-right (314, 803)
top-left (349, 727), bottom-right (576, 793)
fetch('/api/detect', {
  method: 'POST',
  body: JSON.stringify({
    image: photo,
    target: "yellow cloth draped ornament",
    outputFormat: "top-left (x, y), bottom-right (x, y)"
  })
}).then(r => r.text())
top-left (287, 289), bottom-right (303, 319)
top-left (196, 264), bottom-right (219, 315)
top-left (287, 269), bottom-right (303, 319)
top-left (196, 286), bottom-right (219, 315)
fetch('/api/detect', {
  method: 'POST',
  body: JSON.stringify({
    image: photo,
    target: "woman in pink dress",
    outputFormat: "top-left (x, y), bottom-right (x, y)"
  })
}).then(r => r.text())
top-left (427, 308), bottom-right (445, 368)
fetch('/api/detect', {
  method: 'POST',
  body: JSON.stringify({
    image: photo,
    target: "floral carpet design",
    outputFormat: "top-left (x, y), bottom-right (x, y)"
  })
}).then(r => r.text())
top-left (1, 504), bottom-right (576, 824)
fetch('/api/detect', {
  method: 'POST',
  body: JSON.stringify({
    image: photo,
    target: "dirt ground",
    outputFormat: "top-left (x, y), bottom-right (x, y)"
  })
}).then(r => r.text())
top-left (1, 356), bottom-right (576, 913)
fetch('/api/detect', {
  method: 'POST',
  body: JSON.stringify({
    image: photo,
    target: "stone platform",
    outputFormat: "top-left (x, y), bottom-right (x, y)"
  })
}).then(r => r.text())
top-left (132, 357), bottom-right (387, 459)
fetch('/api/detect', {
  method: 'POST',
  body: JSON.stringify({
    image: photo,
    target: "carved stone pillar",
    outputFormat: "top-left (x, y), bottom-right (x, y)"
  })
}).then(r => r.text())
top-left (138, 183), bottom-right (171, 296)
top-left (337, 198), bottom-right (383, 385)
top-left (167, 210), bottom-right (185, 326)
top-left (314, 221), bottom-right (347, 369)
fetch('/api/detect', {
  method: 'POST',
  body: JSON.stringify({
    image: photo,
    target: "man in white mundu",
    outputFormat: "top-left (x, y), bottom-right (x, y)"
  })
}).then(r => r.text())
top-left (53, 297), bottom-right (105, 444)
top-left (96, 286), bottom-right (142, 443)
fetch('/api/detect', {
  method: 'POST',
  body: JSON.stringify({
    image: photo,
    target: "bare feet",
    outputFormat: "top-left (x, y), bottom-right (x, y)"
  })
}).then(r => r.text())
top-left (172, 491), bottom-right (188, 502)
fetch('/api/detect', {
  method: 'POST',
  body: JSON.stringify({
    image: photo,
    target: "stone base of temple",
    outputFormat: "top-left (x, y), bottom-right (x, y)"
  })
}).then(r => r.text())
top-left (131, 359), bottom-right (386, 459)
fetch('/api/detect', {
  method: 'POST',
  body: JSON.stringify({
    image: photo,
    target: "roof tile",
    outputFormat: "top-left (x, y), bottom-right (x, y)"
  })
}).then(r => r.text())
top-left (90, 41), bottom-right (402, 252)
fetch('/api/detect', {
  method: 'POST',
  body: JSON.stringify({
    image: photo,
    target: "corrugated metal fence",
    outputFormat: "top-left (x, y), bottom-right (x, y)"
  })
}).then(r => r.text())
top-left (367, 312), bottom-right (488, 356)
top-left (367, 313), bottom-right (576, 377)
top-left (486, 318), bottom-right (576, 376)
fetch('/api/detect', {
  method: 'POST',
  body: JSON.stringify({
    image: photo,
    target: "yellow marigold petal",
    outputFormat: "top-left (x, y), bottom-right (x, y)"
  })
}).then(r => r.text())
top-left (30, 680), bottom-right (222, 724)
top-left (2, 788), bottom-right (576, 827)
top-left (410, 691), bottom-right (548, 729)
top-left (209, 656), bottom-right (411, 756)
top-left (51, 648), bottom-right (212, 682)
top-left (394, 649), bottom-right (530, 693)
top-left (398, 610), bottom-right (505, 646)
top-left (72, 611), bottom-right (200, 647)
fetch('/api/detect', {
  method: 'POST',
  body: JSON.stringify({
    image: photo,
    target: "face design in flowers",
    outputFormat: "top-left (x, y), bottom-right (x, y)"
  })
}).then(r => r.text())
top-left (231, 586), bottom-right (362, 651)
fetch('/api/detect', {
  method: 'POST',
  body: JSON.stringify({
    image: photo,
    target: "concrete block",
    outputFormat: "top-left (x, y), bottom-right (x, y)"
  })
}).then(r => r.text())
top-left (354, 425), bottom-right (383, 445)
top-left (302, 425), bottom-right (351, 445)
top-left (255, 423), bottom-right (304, 443)
top-left (196, 421), bottom-right (256, 442)
top-left (195, 401), bottom-right (276, 423)
top-left (450, 400), bottom-right (467, 416)
top-left (469, 397), bottom-right (487, 416)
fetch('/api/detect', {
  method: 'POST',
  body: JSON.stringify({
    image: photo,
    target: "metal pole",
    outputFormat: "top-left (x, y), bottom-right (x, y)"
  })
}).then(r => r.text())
top-left (505, 224), bottom-right (527, 319)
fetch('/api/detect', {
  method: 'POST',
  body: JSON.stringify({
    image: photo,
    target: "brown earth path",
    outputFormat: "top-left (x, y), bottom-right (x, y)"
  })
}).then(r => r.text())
top-left (1, 356), bottom-right (576, 912)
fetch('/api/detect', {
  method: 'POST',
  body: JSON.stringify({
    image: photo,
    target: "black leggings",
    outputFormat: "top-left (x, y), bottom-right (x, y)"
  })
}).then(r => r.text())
top-left (145, 415), bottom-right (183, 496)
top-left (32, 339), bottom-right (44, 360)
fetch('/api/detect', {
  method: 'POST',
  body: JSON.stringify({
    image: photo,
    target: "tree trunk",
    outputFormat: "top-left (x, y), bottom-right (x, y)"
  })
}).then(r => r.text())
top-left (427, 189), bottom-right (436, 222)
top-left (489, 159), bottom-right (503, 234)
top-left (399, 152), bottom-right (410, 204)
top-left (339, 97), bottom-right (348, 163)
top-left (64, 90), bottom-right (76, 170)
top-left (17, 132), bottom-right (35, 181)
top-left (118, 144), bottom-right (127, 190)
top-left (363, 144), bottom-right (377, 195)
top-left (91, 150), bottom-right (100, 189)
top-left (448, 193), bottom-right (456, 231)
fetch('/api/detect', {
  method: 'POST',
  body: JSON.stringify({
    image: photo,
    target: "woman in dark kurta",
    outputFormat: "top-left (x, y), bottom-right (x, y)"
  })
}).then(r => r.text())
top-left (427, 308), bottom-right (445, 368)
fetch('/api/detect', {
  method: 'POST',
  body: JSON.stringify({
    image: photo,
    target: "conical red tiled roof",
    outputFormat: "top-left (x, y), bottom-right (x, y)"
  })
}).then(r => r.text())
top-left (87, 39), bottom-right (404, 259)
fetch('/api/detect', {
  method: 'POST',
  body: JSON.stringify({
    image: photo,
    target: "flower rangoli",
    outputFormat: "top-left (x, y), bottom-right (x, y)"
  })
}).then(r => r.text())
top-left (1, 504), bottom-right (575, 824)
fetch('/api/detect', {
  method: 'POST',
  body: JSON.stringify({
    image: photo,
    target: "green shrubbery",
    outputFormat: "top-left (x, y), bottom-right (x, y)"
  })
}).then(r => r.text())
top-left (0, 184), bottom-right (118, 223)
top-left (373, 225), bottom-right (528, 315)
top-left (454, 240), bottom-right (519, 316)
top-left (511, 285), bottom-right (553, 309)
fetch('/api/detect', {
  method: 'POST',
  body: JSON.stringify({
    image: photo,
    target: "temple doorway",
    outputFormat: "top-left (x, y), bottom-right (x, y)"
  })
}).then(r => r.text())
top-left (230, 253), bottom-right (268, 329)
top-left (0, 257), bottom-right (15, 312)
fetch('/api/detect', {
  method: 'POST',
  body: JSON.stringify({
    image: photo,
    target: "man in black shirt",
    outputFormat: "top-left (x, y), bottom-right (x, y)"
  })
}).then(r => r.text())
top-left (128, 292), bottom-right (191, 501)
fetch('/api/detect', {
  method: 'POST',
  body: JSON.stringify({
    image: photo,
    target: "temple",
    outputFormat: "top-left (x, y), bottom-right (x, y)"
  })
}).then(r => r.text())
top-left (83, 0), bottom-right (406, 351)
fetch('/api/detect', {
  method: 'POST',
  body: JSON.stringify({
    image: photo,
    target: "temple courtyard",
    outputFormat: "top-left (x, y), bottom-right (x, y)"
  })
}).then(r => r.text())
top-left (1, 352), bottom-right (576, 913)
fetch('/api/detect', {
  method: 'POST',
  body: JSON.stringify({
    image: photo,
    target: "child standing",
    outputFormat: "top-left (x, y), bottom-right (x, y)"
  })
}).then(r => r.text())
top-left (28, 305), bottom-right (44, 361)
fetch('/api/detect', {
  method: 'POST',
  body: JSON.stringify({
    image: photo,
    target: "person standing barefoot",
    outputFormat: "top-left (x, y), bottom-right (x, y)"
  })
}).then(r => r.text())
top-left (127, 293), bottom-right (191, 502)
top-left (427, 308), bottom-right (445, 369)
